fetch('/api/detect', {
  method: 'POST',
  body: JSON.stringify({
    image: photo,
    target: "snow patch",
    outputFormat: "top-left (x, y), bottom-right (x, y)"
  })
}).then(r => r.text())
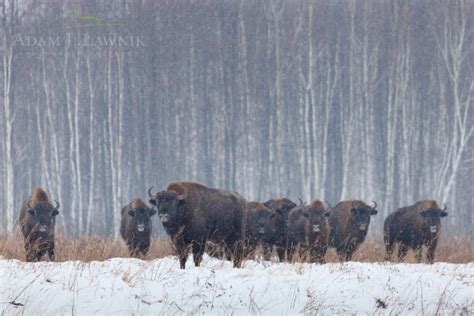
top-left (1, 256), bottom-right (472, 315)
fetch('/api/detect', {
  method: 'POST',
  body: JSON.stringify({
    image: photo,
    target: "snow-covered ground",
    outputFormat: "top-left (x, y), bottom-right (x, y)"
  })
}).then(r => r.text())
top-left (1, 256), bottom-right (472, 315)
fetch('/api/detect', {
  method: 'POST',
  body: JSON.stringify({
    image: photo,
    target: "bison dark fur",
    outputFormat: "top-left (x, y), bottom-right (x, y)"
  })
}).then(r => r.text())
top-left (263, 198), bottom-right (297, 222)
top-left (384, 200), bottom-right (447, 264)
top-left (245, 202), bottom-right (277, 260)
top-left (149, 181), bottom-right (247, 269)
top-left (19, 187), bottom-right (60, 262)
top-left (328, 200), bottom-right (378, 261)
top-left (120, 198), bottom-right (156, 257)
top-left (263, 197), bottom-right (297, 260)
top-left (287, 199), bottom-right (330, 263)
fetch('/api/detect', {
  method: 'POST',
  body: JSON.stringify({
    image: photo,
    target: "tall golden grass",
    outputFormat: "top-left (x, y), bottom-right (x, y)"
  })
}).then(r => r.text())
top-left (0, 229), bottom-right (173, 262)
top-left (0, 230), bottom-right (472, 263)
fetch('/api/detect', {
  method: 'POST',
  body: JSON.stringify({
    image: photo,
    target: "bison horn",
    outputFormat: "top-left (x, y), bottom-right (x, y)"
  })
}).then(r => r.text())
top-left (54, 200), bottom-right (60, 209)
top-left (298, 198), bottom-right (306, 206)
top-left (148, 186), bottom-right (155, 198)
top-left (442, 203), bottom-right (447, 211)
top-left (27, 200), bottom-right (34, 209)
top-left (371, 201), bottom-right (377, 209)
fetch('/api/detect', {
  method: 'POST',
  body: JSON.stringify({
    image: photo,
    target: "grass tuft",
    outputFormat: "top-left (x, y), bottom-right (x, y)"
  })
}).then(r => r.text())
top-left (0, 230), bottom-right (472, 263)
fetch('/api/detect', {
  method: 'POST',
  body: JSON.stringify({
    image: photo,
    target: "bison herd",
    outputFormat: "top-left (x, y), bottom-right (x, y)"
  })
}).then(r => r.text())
top-left (18, 182), bottom-right (448, 267)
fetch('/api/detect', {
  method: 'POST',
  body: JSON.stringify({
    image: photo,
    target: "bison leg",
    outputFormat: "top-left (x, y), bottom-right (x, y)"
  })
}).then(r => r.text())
top-left (336, 246), bottom-right (352, 262)
top-left (287, 242), bottom-right (296, 263)
top-left (397, 244), bottom-right (408, 262)
top-left (48, 246), bottom-right (55, 261)
top-left (244, 239), bottom-right (257, 260)
top-left (224, 246), bottom-right (233, 261)
top-left (345, 250), bottom-right (354, 262)
top-left (384, 236), bottom-right (394, 262)
top-left (192, 240), bottom-right (205, 267)
top-left (24, 238), bottom-right (37, 262)
top-left (262, 243), bottom-right (273, 261)
top-left (298, 245), bottom-right (309, 262)
top-left (179, 249), bottom-right (189, 269)
top-left (414, 246), bottom-right (422, 263)
top-left (175, 240), bottom-right (190, 269)
top-left (275, 244), bottom-right (286, 262)
top-left (336, 248), bottom-right (346, 262)
top-left (426, 239), bottom-right (438, 264)
top-left (25, 250), bottom-right (37, 262)
top-left (232, 240), bottom-right (244, 268)
top-left (310, 246), bottom-right (326, 264)
top-left (129, 244), bottom-right (139, 258)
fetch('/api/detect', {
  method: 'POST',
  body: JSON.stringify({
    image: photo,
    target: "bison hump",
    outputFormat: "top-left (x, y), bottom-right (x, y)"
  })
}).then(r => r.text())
top-left (131, 197), bottom-right (147, 209)
top-left (31, 187), bottom-right (51, 206)
top-left (415, 200), bottom-right (439, 210)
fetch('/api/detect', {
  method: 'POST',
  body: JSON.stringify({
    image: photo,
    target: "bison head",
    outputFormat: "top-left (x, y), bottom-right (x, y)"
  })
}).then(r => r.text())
top-left (27, 200), bottom-right (59, 233)
top-left (248, 203), bottom-right (275, 236)
top-left (263, 198), bottom-right (297, 222)
top-left (420, 204), bottom-right (447, 234)
top-left (148, 187), bottom-right (186, 225)
top-left (304, 207), bottom-right (330, 233)
top-left (254, 209), bottom-right (272, 236)
top-left (128, 206), bottom-right (156, 232)
top-left (350, 201), bottom-right (378, 231)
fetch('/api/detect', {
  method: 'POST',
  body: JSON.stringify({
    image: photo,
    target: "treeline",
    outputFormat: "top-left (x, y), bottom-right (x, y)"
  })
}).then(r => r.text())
top-left (0, 0), bottom-right (473, 237)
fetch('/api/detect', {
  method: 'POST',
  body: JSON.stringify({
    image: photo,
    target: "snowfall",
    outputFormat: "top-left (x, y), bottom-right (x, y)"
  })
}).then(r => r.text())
top-left (1, 256), bottom-right (472, 315)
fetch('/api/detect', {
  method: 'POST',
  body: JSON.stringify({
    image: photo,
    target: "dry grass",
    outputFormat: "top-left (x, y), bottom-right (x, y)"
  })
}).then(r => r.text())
top-left (327, 235), bottom-right (474, 264)
top-left (0, 230), bottom-right (472, 263)
top-left (0, 229), bottom-right (173, 262)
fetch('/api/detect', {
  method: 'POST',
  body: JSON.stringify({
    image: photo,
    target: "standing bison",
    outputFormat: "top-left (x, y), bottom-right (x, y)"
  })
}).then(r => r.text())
top-left (384, 200), bottom-right (447, 263)
top-left (263, 197), bottom-right (297, 260)
top-left (149, 181), bottom-right (247, 269)
top-left (120, 197), bottom-right (156, 257)
top-left (245, 202), bottom-right (279, 260)
top-left (328, 200), bottom-right (378, 261)
top-left (287, 199), bottom-right (330, 263)
top-left (19, 187), bottom-right (60, 262)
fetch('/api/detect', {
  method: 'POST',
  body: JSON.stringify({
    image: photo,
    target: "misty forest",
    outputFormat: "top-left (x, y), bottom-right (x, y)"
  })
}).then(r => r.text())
top-left (0, 0), bottom-right (473, 238)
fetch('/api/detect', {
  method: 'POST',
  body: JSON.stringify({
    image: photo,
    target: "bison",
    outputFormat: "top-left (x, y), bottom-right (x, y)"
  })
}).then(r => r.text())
top-left (19, 187), bottom-right (60, 262)
top-left (384, 200), bottom-right (447, 264)
top-left (245, 202), bottom-right (279, 260)
top-left (148, 181), bottom-right (247, 269)
top-left (262, 197), bottom-right (297, 260)
top-left (328, 200), bottom-right (378, 261)
top-left (287, 199), bottom-right (330, 263)
top-left (120, 197), bottom-right (156, 257)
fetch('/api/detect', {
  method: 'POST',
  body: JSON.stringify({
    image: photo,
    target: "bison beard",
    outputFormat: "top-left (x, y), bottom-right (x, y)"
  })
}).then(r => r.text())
top-left (149, 181), bottom-right (247, 269)
top-left (19, 187), bottom-right (60, 262)
top-left (384, 200), bottom-right (447, 264)
top-left (120, 198), bottom-right (156, 257)
top-left (328, 200), bottom-right (378, 261)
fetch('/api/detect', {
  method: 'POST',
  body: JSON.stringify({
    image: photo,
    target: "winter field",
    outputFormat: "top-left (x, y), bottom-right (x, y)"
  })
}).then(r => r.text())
top-left (1, 256), bottom-right (473, 315)
top-left (1, 235), bottom-right (473, 315)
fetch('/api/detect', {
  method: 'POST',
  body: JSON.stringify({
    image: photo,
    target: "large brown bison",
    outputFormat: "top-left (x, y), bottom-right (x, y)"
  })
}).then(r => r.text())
top-left (120, 197), bottom-right (156, 257)
top-left (384, 200), bottom-right (447, 264)
top-left (19, 187), bottom-right (60, 262)
top-left (287, 199), bottom-right (330, 263)
top-left (328, 200), bottom-right (378, 261)
top-left (148, 181), bottom-right (247, 269)
top-left (245, 202), bottom-right (278, 260)
top-left (263, 197), bottom-right (297, 260)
